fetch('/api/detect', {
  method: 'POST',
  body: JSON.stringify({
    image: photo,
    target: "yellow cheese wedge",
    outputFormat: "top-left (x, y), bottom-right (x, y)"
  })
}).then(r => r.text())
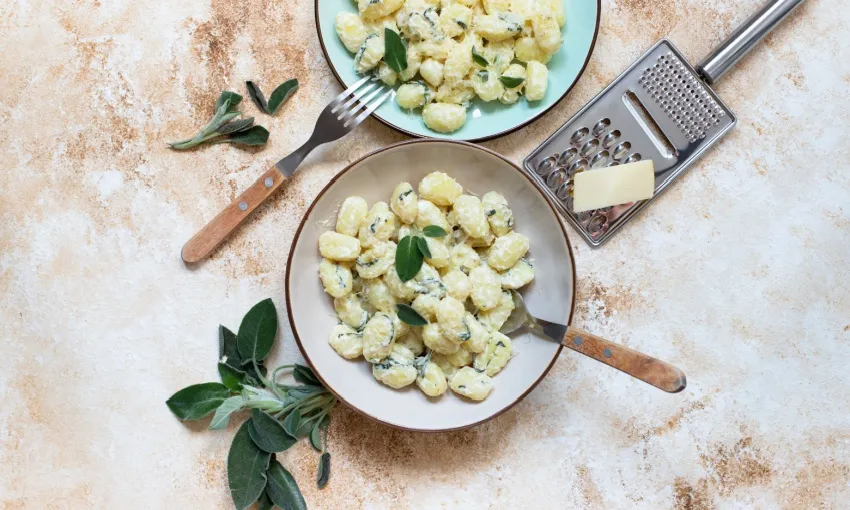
top-left (573, 160), bottom-right (655, 213)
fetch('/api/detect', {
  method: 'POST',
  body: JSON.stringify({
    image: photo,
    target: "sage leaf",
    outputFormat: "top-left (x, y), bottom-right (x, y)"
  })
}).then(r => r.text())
top-left (422, 225), bottom-right (448, 238)
top-left (396, 304), bottom-right (428, 326)
top-left (249, 409), bottom-right (297, 453)
top-left (266, 460), bottom-right (307, 510)
top-left (310, 415), bottom-right (329, 452)
top-left (217, 126), bottom-right (270, 146)
top-left (216, 91), bottom-right (243, 114)
top-left (209, 395), bottom-right (245, 430)
top-left (383, 28), bottom-right (408, 73)
top-left (219, 325), bottom-right (242, 367)
top-left (293, 364), bottom-right (321, 386)
top-left (317, 452), bottom-right (331, 489)
top-left (415, 236), bottom-right (431, 259)
top-left (283, 409), bottom-right (313, 438)
top-left (246, 81), bottom-right (269, 114)
top-left (240, 358), bottom-right (268, 385)
top-left (267, 79), bottom-right (299, 115)
top-left (237, 298), bottom-right (278, 362)
top-left (499, 76), bottom-right (525, 88)
top-left (472, 46), bottom-right (489, 67)
top-left (227, 420), bottom-right (271, 510)
top-left (217, 117), bottom-right (255, 135)
top-left (166, 382), bottom-right (230, 421)
top-left (257, 491), bottom-right (274, 510)
top-left (395, 235), bottom-right (423, 282)
top-left (218, 362), bottom-right (247, 391)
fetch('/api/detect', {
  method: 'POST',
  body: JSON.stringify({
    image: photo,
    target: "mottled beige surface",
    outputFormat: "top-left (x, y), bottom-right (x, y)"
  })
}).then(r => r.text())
top-left (1, 0), bottom-right (848, 508)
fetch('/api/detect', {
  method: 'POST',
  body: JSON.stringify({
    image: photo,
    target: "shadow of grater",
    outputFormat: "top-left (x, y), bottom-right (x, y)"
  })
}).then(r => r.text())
top-left (523, 0), bottom-right (805, 246)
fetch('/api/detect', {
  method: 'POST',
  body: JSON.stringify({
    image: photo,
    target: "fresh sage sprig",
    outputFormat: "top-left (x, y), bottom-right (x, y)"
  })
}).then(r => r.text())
top-left (383, 28), bottom-right (408, 73)
top-left (246, 79), bottom-right (299, 115)
top-left (395, 225), bottom-right (448, 282)
top-left (166, 298), bottom-right (336, 510)
top-left (169, 91), bottom-right (270, 150)
top-left (499, 76), bottom-right (525, 88)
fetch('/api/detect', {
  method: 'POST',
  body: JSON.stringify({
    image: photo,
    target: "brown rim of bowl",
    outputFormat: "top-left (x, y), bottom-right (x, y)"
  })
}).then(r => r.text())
top-left (285, 139), bottom-right (577, 432)
top-left (313, 1), bottom-right (602, 143)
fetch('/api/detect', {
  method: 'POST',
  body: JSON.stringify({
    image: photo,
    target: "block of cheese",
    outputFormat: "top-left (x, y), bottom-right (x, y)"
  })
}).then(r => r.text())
top-left (573, 160), bottom-right (655, 213)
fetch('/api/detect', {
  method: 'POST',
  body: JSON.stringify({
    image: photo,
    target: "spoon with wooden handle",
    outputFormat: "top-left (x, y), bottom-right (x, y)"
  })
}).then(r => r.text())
top-left (500, 290), bottom-right (686, 393)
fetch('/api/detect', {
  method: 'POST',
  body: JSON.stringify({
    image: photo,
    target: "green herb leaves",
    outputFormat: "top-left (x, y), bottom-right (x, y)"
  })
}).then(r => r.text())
top-left (397, 303), bottom-right (428, 326)
top-left (169, 91), bottom-right (269, 150)
top-left (383, 28), bottom-right (408, 73)
top-left (268, 80), bottom-right (299, 114)
top-left (499, 76), bottom-right (525, 88)
top-left (247, 79), bottom-right (299, 115)
top-left (395, 225), bottom-right (446, 282)
top-left (237, 298), bottom-right (277, 362)
top-left (249, 410), bottom-right (297, 453)
top-left (422, 225), bottom-right (448, 238)
top-left (166, 299), bottom-right (337, 509)
top-left (415, 236), bottom-right (432, 258)
top-left (166, 383), bottom-right (230, 420)
top-left (317, 453), bottom-right (331, 489)
top-left (227, 421), bottom-right (271, 510)
top-left (266, 460), bottom-right (308, 510)
top-left (396, 235), bottom-right (424, 282)
top-left (472, 46), bottom-right (489, 67)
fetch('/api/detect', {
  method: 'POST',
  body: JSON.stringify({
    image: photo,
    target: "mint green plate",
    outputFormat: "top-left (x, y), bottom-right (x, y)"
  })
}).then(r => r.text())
top-left (315, 0), bottom-right (601, 142)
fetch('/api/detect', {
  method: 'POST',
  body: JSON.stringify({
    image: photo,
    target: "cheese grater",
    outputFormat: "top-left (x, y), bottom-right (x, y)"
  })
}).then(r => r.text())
top-left (523, 0), bottom-right (805, 246)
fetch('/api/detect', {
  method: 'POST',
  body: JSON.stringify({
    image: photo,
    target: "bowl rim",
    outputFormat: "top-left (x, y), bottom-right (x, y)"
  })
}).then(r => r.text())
top-left (285, 139), bottom-right (577, 432)
top-left (313, 0), bottom-right (602, 142)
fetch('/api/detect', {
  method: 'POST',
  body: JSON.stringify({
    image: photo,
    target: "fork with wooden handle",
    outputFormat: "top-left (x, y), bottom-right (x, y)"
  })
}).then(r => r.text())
top-left (501, 290), bottom-right (687, 393)
top-left (181, 76), bottom-right (395, 263)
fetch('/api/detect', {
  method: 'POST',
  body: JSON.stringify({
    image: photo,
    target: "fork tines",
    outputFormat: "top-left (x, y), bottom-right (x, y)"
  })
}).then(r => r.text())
top-left (328, 76), bottom-right (395, 129)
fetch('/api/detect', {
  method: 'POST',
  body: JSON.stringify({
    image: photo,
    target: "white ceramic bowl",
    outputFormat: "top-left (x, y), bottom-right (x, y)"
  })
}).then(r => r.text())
top-left (286, 140), bottom-right (576, 431)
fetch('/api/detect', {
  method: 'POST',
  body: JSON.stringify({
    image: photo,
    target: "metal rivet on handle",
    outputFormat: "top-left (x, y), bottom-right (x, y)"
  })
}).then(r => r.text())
top-left (238, 201), bottom-right (248, 211)
top-left (574, 336), bottom-right (583, 346)
top-left (264, 177), bottom-right (274, 188)
top-left (604, 348), bottom-right (612, 358)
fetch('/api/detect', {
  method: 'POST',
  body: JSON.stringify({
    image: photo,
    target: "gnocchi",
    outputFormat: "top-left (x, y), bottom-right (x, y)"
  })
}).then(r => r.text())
top-left (336, 0), bottom-right (567, 133)
top-left (318, 173), bottom-right (536, 401)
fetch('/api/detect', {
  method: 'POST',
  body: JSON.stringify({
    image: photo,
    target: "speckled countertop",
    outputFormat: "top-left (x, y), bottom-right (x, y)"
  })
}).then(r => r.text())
top-left (1, 0), bottom-right (848, 508)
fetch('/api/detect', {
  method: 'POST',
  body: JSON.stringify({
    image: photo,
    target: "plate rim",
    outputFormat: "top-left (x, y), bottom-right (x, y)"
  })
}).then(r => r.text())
top-left (284, 139), bottom-right (578, 432)
top-left (313, 0), bottom-right (602, 142)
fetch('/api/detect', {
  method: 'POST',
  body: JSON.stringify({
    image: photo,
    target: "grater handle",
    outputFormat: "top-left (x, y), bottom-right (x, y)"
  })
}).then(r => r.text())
top-left (696, 0), bottom-right (806, 85)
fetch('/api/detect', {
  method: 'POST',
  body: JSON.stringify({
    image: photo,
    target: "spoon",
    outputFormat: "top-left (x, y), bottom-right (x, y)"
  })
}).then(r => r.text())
top-left (500, 291), bottom-right (686, 393)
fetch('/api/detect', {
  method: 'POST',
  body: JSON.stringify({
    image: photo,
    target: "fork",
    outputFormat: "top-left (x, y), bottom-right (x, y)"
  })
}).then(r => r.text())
top-left (181, 76), bottom-right (395, 263)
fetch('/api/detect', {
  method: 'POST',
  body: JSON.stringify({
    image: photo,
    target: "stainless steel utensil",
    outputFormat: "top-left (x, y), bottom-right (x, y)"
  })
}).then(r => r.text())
top-left (523, 0), bottom-right (805, 246)
top-left (501, 291), bottom-right (686, 393)
top-left (182, 76), bottom-right (395, 263)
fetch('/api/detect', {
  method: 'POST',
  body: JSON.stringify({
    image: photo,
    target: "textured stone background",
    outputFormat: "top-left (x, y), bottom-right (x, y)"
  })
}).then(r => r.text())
top-left (1, 0), bottom-right (848, 508)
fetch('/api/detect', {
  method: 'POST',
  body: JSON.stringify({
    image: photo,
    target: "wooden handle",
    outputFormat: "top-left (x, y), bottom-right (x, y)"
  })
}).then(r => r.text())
top-left (182, 167), bottom-right (286, 263)
top-left (563, 327), bottom-right (687, 393)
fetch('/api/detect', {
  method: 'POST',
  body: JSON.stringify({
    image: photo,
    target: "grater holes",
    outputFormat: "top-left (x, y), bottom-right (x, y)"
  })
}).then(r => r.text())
top-left (602, 130), bottom-right (620, 148)
top-left (555, 182), bottom-right (572, 200)
top-left (612, 142), bottom-right (631, 160)
top-left (624, 153), bottom-right (642, 164)
top-left (571, 127), bottom-right (589, 145)
top-left (546, 167), bottom-right (567, 188)
top-left (567, 158), bottom-right (588, 177)
top-left (587, 215), bottom-right (606, 235)
top-left (580, 139), bottom-right (599, 157)
top-left (592, 119), bottom-right (610, 136)
top-left (558, 148), bottom-right (578, 166)
top-left (590, 151), bottom-right (609, 168)
top-left (536, 157), bottom-right (556, 175)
